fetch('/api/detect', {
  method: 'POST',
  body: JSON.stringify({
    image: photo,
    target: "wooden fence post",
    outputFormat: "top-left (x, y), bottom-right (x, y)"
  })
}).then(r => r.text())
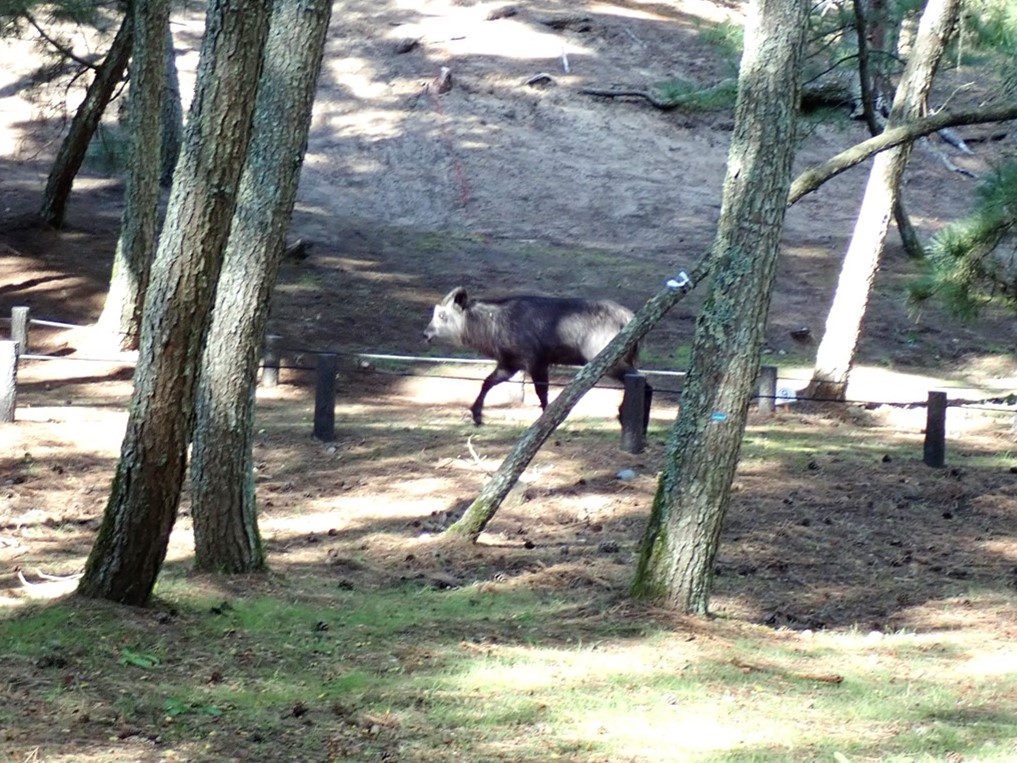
top-left (1, 340), bottom-right (16, 423)
top-left (923, 390), bottom-right (947, 468)
top-left (757, 365), bottom-right (777, 413)
top-left (11, 306), bottom-right (29, 354)
top-left (261, 333), bottom-right (282, 387)
top-left (313, 353), bottom-right (337, 441)
top-left (620, 373), bottom-right (649, 454)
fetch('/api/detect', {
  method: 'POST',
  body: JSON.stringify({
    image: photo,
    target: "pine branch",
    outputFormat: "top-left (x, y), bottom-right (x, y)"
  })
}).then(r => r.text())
top-left (789, 102), bottom-right (1017, 204)
top-left (22, 9), bottom-right (102, 71)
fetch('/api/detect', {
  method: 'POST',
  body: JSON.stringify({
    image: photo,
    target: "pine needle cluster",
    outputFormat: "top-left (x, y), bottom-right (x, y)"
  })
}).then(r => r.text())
top-left (911, 161), bottom-right (1017, 318)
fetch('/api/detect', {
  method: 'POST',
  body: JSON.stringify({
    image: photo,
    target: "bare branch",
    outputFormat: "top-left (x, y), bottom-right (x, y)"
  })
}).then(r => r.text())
top-left (788, 102), bottom-right (1017, 204)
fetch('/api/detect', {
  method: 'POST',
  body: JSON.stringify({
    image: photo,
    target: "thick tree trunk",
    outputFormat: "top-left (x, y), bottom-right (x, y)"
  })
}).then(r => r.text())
top-left (631, 0), bottom-right (809, 615)
top-left (39, 13), bottom-right (133, 228)
top-left (190, 0), bottom-right (333, 573)
top-left (77, 0), bottom-right (272, 606)
top-left (97, 0), bottom-right (171, 351)
top-left (806, 0), bottom-right (960, 403)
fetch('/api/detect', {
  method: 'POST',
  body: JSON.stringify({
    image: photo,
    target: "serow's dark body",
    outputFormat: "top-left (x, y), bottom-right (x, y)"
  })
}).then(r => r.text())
top-left (423, 286), bottom-right (646, 426)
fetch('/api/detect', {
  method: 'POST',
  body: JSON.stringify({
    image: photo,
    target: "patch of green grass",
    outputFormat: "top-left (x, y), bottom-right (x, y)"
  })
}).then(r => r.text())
top-left (698, 19), bottom-right (744, 68)
top-left (651, 77), bottom-right (739, 111)
top-left (741, 423), bottom-right (915, 464)
top-left (3, 582), bottom-right (1015, 762)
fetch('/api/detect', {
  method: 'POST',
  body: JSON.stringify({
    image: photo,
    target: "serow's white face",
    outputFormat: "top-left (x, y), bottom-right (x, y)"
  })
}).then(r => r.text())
top-left (423, 303), bottom-right (464, 345)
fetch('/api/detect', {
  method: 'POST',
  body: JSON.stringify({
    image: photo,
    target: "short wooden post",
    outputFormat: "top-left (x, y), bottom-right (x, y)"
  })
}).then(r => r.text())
top-left (313, 353), bottom-right (337, 441)
top-left (923, 390), bottom-right (947, 468)
top-left (620, 373), bottom-right (649, 454)
top-left (11, 306), bottom-right (29, 353)
top-left (757, 365), bottom-right (777, 414)
top-left (1, 340), bottom-right (17, 423)
top-left (261, 333), bottom-right (282, 387)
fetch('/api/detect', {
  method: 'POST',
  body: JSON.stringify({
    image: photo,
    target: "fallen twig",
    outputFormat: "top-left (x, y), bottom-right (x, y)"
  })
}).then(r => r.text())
top-left (579, 87), bottom-right (678, 110)
top-left (731, 658), bottom-right (844, 684)
top-left (17, 568), bottom-right (83, 588)
top-left (920, 136), bottom-right (977, 177)
top-left (466, 436), bottom-right (487, 468)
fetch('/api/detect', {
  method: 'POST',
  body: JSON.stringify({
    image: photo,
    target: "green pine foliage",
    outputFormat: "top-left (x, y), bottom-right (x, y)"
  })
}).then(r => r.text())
top-left (1, 0), bottom-right (112, 38)
top-left (911, 162), bottom-right (1017, 318)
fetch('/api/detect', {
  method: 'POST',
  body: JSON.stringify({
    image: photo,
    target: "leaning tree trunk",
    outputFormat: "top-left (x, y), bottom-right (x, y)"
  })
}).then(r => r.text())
top-left (39, 12), bottom-right (133, 228)
top-left (631, 0), bottom-right (809, 615)
top-left (806, 0), bottom-right (960, 403)
top-left (97, 0), bottom-right (172, 351)
top-left (444, 273), bottom-right (704, 541)
top-left (852, 0), bottom-right (925, 260)
top-left (77, 0), bottom-right (272, 606)
top-left (190, 0), bottom-right (333, 574)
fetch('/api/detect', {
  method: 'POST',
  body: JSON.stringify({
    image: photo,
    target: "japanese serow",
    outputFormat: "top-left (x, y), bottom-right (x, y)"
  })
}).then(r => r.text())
top-left (423, 286), bottom-right (648, 426)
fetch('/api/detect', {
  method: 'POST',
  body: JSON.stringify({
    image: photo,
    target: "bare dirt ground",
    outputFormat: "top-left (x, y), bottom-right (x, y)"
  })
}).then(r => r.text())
top-left (3, 0), bottom-right (1017, 639)
top-left (2, 0), bottom-right (1017, 760)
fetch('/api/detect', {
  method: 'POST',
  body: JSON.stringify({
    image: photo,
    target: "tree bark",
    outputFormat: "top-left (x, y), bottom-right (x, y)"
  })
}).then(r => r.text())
top-left (631, 0), bottom-right (809, 615)
top-left (852, 0), bottom-right (882, 136)
top-left (77, 0), bottom-right (272, 606)
top-left (97, 0), bottom-right (171, 351)
top-left (39, 12), bottom-right (133, 228)
top-left (806, 0), bottom-right (960, 403)
top-left (852, 0), bottom-right (925, 259)
top-left (190, 0), bottom-right (333, 573)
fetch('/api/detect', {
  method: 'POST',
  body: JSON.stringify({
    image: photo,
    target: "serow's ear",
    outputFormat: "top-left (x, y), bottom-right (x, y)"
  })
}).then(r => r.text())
top-left (445, 286), bottom-right (468, 308)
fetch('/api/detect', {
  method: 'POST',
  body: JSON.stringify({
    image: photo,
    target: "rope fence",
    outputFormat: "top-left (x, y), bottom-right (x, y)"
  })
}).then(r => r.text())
top-left (3, 306), bottom-right (1014, 461)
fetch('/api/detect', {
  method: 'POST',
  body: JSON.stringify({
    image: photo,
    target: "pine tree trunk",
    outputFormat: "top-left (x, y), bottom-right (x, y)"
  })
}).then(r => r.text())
top-left (631, 0), bottom-right (809, 615)
top-left (39, 13), bottom-right (133, 228)
top-left (806, 0), bottom-right (960, 403)
top-left (77, 0), bottom-right (272, 606)
top-left (97, 0), bottom-right (171, 351)
top-left (190, 0), bottom-right (333, 573)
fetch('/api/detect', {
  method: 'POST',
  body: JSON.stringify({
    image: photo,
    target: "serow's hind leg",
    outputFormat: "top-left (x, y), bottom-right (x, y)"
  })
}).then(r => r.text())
top-left (529, 365), bottom-right (550, 410)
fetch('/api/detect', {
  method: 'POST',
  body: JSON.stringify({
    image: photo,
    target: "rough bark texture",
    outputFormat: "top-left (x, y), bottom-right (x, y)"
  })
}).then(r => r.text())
top-left (807, 0), bottom-right (960, 403)
top-left (77, 0), bottom-right (272, 605)
top-left (97, 0), bottom-right (171, 351)
top-left (39, 13), bottom-right (133, 228)
top-left (631, 0), bottom-right (809, 615)
top-left (190, 0), bottom-right (333, 574)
